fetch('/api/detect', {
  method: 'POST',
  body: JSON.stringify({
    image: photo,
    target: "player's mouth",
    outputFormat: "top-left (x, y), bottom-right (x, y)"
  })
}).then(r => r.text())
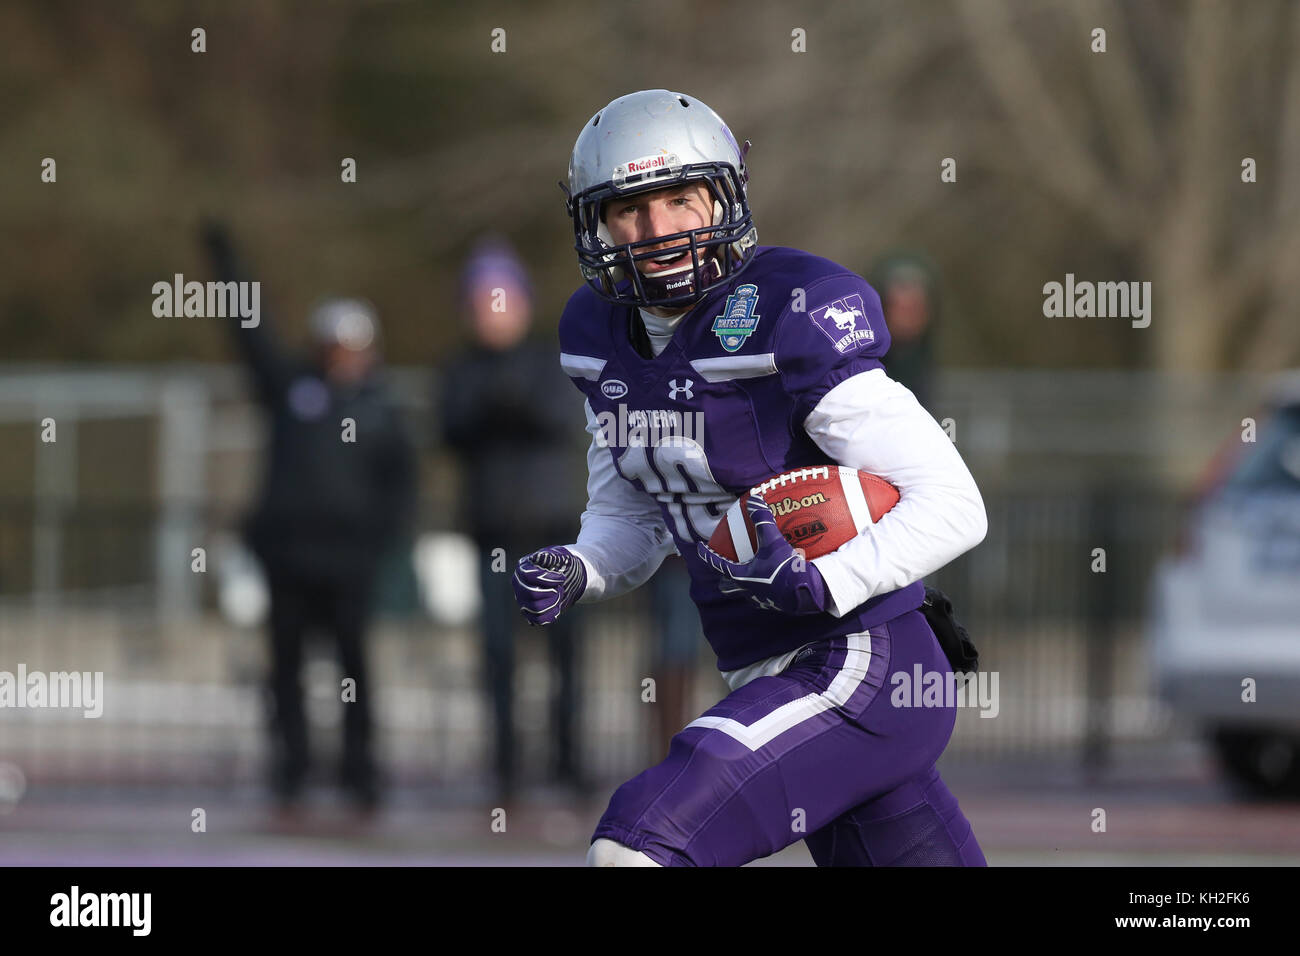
top-left (639, 248), bottom-right (692, 273)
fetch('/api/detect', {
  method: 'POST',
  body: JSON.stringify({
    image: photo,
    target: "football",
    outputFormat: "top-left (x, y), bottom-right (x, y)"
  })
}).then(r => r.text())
top-left (707, 465), bottom-right (900, 562)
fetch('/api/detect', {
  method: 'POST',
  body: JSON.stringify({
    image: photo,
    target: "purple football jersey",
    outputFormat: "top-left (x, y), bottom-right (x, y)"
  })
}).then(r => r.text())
top-left (559, 246), bottom-right (925, 671)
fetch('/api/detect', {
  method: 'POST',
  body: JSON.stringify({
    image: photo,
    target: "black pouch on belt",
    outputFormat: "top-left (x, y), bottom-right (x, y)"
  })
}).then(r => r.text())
top-left (920, 585), bottom-right (980, 673)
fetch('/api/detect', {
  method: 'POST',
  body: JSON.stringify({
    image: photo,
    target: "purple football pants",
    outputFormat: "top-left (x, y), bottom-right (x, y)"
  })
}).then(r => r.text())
top-left (591, 608), bottom-right (986, 866)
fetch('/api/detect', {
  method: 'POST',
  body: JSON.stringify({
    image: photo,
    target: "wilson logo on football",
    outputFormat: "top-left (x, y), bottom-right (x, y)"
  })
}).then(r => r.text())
top-left (769, 493), bottom-right (827, 516)
top-left (707, 465), bottom-right (900, 562)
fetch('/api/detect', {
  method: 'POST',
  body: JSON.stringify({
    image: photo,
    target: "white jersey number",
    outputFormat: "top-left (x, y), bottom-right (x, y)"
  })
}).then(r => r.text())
top-left (617, 438), bottom-right (733, 543)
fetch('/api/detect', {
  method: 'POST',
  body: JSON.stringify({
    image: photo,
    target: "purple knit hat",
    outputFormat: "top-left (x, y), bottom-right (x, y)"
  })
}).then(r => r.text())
top-left (460, 236), bottom-right (532, 306)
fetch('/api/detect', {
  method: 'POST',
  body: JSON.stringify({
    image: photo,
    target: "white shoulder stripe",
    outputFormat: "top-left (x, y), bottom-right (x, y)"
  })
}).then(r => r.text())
top-left (560, 353), bottom-right (607, 380)
top-left (689, 353), bottom-right (778, 382)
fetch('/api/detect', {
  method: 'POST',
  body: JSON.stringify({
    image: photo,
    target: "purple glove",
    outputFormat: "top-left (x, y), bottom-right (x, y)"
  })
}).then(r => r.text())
top-left (696, 495), bottom-right (829, 615)
top-left (512, 546), bottom-right (587, 626)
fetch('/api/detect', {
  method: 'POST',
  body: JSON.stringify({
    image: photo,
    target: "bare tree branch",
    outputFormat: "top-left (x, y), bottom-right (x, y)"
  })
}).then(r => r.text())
top-left (1240, 0), bottom-right (1300, 369)
top-left (1064, 0), bottom-right (1163, 185)
top-left (954, 0), bottom-right (1138, 243)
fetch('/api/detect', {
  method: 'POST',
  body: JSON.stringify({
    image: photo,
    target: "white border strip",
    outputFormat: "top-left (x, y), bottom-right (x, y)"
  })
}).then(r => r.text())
top-left (685, 632), bottom-right (872, 750)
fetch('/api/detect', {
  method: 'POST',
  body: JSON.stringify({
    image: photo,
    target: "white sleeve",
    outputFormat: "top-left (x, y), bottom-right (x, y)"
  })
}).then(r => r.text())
top-left (566, 400), bottom-right (676, 603)
top-left (804, 368), bottom-right (987, 617)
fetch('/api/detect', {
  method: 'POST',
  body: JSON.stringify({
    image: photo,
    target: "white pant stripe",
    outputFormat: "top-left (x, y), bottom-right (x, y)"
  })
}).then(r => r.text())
top-left (685, 632), bottom-right (873, 751)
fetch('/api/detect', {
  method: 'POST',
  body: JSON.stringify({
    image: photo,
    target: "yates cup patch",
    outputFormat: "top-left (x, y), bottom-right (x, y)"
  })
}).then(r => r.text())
top-left (711, 284), bottom-right (761, 353)
top-left (809, 294), bottom-right (874, 353)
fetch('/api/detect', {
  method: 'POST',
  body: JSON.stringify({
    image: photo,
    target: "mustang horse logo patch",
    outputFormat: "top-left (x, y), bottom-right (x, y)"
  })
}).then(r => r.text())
top-left (809, 293), bottom-right (874, 353)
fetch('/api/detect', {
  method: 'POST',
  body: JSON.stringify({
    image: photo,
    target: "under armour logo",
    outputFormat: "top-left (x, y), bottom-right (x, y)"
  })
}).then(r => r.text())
top-left (668, 378), bottom-right (694, 401)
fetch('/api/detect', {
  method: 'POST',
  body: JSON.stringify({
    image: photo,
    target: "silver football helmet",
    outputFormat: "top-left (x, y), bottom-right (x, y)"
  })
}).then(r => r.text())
top-left (565, 90), bottom-right (758, 308)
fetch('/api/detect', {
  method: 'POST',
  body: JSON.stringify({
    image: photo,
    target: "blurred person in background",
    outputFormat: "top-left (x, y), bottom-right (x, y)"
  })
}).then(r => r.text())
top-left (646, 556), bottom-right (702, 760)
top-left (439, 237), bottom-right (587, 804)
top-left (202, 223), bottom-right (417, 814)
top-left (870, 252), bottom-right (939, 413)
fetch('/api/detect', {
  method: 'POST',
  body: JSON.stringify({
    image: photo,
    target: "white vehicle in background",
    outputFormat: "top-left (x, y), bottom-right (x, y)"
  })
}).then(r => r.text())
top-left (1149, 371), bottom-right (1300, 797)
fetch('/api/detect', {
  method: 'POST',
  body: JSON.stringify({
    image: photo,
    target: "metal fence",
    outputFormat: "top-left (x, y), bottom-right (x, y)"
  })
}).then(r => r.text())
top-left (0, 486), bottom-right (1190, 792)
top-left (0, 364), bottom-right (1257, 794)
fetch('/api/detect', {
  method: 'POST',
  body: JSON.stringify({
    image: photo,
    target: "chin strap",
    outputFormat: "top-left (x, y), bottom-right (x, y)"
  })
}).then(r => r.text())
top-left (638, 255), bottom-right (722, 304)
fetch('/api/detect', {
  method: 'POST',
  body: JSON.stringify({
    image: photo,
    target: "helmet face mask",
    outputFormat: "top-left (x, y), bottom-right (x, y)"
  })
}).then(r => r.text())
top-left (566, 91), bottom-right (758, 310)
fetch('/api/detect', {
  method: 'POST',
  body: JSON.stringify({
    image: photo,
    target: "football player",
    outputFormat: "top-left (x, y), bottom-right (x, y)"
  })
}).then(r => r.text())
top-left (512, 90), bottom-right (989, 866)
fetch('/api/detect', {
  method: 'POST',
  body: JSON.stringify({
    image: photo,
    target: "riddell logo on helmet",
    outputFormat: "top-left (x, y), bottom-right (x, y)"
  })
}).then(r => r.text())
top-left (626, 155), bottom-right (669, 174)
